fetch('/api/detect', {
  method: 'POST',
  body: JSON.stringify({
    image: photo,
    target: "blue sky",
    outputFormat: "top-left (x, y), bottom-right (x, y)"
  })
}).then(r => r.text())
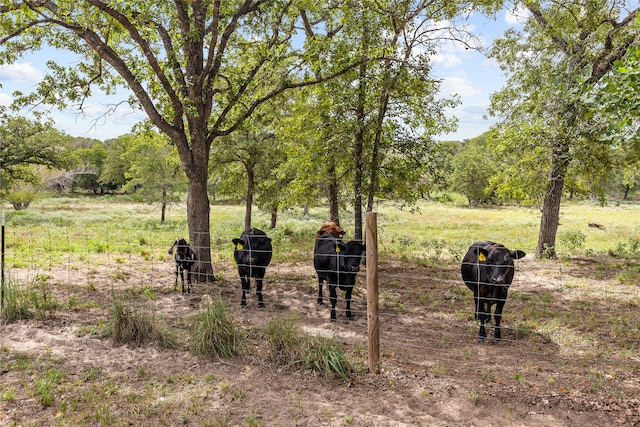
top-left (0, 8), bottom-right (523, 142)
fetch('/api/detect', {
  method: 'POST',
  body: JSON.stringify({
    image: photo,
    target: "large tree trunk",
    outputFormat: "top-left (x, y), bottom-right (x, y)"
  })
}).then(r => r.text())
top-left (181, 127), bottom-right (216, 282)
top-left (186, 172), bottom-right (215, 281)
top-left (353, 59), bottom-right (366, 241)
top-left (270, 206), bottom-right (277, 229)
top-left (245, 165), bottom-right (254, 231)
top-left (536, 139), bottom-right (570, 258)
top-left (328, 162), bottom-right (340, 224)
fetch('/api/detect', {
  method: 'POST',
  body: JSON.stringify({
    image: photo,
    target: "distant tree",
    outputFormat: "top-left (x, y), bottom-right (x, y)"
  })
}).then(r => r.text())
top-left (0, 116), bottom-right (68, 182)
top-left (450, 137), bottom-right (498, 206)
top-left (0, 1), bottom-right (358, 280)
top-left (99, 135), bottom-right (137, 191)
top-left (210, 119), bottom-right (280, 230)
top-left (121, 132), bottom-right (186, 223)
top-left (71, 141), bottom-right (107, 193)
top-left (0, 116), bottom-right (71, 208)
top-left (422, 141), bottom-right (459, 198)
top-left (254, 132), bottom-right (293, 229)
top-left (489, 0), bottom-right (639, 258)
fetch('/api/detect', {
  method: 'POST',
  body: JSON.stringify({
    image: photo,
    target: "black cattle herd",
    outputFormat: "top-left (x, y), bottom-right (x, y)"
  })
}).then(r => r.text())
top-left (169, 222), bottom-right (526, 341)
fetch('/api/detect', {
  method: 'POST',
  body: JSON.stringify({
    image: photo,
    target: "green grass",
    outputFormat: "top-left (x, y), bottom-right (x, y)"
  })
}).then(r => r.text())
top-left (304, 335), bottom-right (357, 382)
top-left (264, 315), bottom-right (306, 368)
top-left (106, 300), bottom-right (177, 349)
top-left (0, 194), bottom-right (639, 425)
top-left (0, 274), bottom-right (60, 322)
top-left (378, 200), bottom-right (640, 257)
top-left (3, 195), bottom-right (639, 273)
top-left (189, 295), bottom-right (245, 358)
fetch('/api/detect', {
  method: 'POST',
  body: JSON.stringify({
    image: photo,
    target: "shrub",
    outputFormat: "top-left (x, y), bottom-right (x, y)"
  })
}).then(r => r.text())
top-left (189, 295), bottom-right (244, 358)
top-left (264, 315), bottom-right (305, 368)
top-left (1, 277), bottom-right (34, 322)
top-left (1, 275), bottom-right (60, 322)
top-left (106, 300), bottom-right (176, 348)
top-left (559, 231), bottom-right (586, 253)
top-left (6, 190), bottom-right (36, 210)
top-left (304, 336), bottom-right (356, 382)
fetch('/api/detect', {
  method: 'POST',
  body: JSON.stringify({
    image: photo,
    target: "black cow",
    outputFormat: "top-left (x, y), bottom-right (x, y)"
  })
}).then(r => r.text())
top-left (314, 232), bottom-right (366, 321)
top-left (232, 228), bottom-right (273, 308)
top-left (461, 241), bottom-right (526, 342)
top-left (168, 238), bottom-right (196, 294)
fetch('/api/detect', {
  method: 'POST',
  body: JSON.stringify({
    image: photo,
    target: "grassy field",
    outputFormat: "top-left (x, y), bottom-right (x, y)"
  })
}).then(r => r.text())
top-left (3, 195), bottom-right (639, 267)
top-left (1, 195), bottom-right (640, 426)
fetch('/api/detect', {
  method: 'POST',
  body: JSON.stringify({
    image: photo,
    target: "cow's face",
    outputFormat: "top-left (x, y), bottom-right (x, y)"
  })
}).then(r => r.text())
top-left (233, 234), bottom-right (272, 265)
top-left (174, 239), bottom-right (193, 261)
top-left (343, 241), bottom-right (365, 273)
top-left (479, 247), bottom-right (525, 285)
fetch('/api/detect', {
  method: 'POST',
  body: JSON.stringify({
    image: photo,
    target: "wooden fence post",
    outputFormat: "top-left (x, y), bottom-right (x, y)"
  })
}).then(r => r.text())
top-left (366, 212), bottom-right (380, 373)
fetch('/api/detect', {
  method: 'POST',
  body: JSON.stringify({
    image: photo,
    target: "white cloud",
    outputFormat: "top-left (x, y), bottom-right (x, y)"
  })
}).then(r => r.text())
top-left (439, 102), bottom-right (497, 140)
top-left (0, 92), bottom-right (12, 106)
top-left (505, 5), bottom-right (530, 25)
top-left (481, 57), bottom-right (499, 69)
top-left (431, 52), bottom-right (463, 68)
top-left (440, 76), bottom-right (481, 97)
top-left (0, 62), bottom-right (43, 83)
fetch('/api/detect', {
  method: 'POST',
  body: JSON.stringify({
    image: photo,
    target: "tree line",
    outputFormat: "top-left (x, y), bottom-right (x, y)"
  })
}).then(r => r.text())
top-left (0, 0), bottom-right (638, 271)
top-left (1, 112), bottom-right (636, 220)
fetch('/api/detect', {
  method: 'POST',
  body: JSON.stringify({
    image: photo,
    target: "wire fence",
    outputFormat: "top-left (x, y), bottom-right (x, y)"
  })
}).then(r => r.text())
top-left (2, 216), bottom-right (640, 394)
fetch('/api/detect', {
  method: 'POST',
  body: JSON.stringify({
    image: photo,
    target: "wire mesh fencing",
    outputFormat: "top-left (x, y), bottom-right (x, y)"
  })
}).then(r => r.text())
top-left (2, 219), bottom-right (640, 394)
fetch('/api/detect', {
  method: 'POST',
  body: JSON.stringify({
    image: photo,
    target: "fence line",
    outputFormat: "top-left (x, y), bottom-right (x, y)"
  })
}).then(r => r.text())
top-left (2, 220), bottom-right (640, 379)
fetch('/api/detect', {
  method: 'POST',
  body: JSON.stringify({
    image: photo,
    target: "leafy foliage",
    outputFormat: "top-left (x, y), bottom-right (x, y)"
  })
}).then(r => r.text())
top-left (0, 117), bottom-right (71, 207)
top-left (488, 0), bottom-right (639, 257)
top-left (121, 131), bottom-right (186, 222)
top-left (450, 136), bottom-right (497, 205)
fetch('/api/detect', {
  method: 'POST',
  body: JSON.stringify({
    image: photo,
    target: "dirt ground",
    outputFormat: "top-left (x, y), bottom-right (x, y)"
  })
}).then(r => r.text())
top-left (1, 254), bottom-right (639, 426)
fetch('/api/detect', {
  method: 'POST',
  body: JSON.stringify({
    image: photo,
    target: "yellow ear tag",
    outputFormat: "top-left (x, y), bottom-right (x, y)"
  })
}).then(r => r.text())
top-left (478, 253), bottom-right (486, 262)
top-left (335, 246), bottom-right (341, 253)
top-left (236, 243), bottom-right (243, 250)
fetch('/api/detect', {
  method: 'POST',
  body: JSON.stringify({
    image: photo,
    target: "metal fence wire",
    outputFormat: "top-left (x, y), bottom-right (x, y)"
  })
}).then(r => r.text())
top-left (2, 215), bottom-right (639, 400)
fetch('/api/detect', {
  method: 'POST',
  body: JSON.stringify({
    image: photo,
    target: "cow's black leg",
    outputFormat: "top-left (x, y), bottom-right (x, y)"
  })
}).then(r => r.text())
top-left (328, 284), bottom-right (338, 322)
top-left (256, 277), bottom-right (265, 308)
top-left (493, 301), bottom-right (505, 341)
top-left (179, 267), bottom-right (187, 294)
top-left (473, 291), bottom-right (480, 321)
top-left (174, 266), bottom-right (179, 291)
top-left (478, 300), bottom-right (489, 342)
top-left (478, 323), bottom-right (487, 341)
top-left (240, 275), bottom-right (250, 307)
top-left (344, 286), bottom-right (354, 320)
top-left (186, 268), bottom-right (192, 294)
top-left (317, 280), bottom-right (324, 304)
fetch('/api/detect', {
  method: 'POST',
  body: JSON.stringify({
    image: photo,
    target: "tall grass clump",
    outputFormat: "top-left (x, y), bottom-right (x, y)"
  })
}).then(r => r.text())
top-left (264, 315), bottom-right (305, 368)
top-left (1, 277), bottom-right (33, 322)
top-left (264, 316), bottom-right (358, 381)
top-left (1, 275), bottom-right (60, 322)
top-left (106, 300), bottom-right (177, 349)
top-left (189, 295), bottom-right (244, 358)
top-left (305, 336), bottom-right (356, 382)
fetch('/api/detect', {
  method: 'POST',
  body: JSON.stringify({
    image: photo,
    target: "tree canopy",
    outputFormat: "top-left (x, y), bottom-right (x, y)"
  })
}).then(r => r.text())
top-left (489, 0), bottom-right (639, 257)
top-left (1, 0), bottom-right (359, 278)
